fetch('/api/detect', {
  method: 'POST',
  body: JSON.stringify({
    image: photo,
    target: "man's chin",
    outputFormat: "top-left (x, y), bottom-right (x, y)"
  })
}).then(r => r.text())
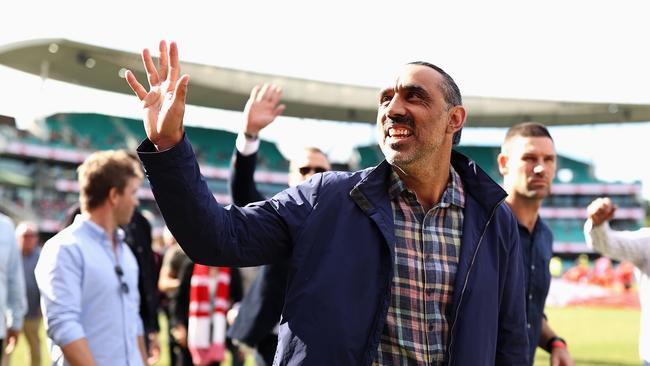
top-left (525, 189), bottom-right (550, 200)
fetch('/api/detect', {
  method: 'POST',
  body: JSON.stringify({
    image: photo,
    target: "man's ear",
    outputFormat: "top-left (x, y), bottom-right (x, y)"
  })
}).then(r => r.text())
top-left (446, 105), bottom-right (466, 135)
top-left (108, 187), bottom-right (119, 206)
top-left (497, 153), bottom-right (509, 176)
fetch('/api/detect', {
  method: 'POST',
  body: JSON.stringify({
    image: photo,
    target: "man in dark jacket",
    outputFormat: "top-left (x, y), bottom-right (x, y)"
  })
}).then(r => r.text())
top-left (226, 84), bottom-right (331, 365)
top-left (498, 122), bottom-right (574, 365)
top-left (127, 41), bottom-right (528, 365)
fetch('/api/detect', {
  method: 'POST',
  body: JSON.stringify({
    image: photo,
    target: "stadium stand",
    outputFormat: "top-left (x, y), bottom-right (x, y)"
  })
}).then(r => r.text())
top-left (0, 112), bottom-right (290, 237)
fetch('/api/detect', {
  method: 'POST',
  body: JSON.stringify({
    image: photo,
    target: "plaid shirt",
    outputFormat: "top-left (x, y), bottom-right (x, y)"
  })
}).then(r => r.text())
top-left (374, 166), bottom-right (465, 365)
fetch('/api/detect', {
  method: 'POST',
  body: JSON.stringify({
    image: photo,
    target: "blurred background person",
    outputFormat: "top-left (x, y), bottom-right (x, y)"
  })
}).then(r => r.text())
top-left (12, 221), bottom-right (41, 366)
top-left (585, 197), bottom-right (650, 365)
top-left (35, 150), bottom-right (146, 366)
top-left (226, 84), bottom-right (330, 365)
top-left (159, 228), bottom-right (193, 366)
top-left (61, 151), bottom-right (161, 364)
top-left (0, 213), bottom-right (26, 365)
top-left (161, 226), bottom-right (243, 366)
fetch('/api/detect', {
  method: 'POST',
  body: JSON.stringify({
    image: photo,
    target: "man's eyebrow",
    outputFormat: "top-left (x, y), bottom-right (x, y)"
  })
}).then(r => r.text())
top-left (401, 84), bottom-right (429, 97)
top-left (378, 84), bottom-right (429, 98)
top-left (378, 88), bottom-right (393, 98)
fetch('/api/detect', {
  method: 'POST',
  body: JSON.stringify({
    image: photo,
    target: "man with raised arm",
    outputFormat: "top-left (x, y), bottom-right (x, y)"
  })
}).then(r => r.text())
top-left (127, 41), bottom-right (528, 365)
top-left (585, 197), bottom-right (650, 365)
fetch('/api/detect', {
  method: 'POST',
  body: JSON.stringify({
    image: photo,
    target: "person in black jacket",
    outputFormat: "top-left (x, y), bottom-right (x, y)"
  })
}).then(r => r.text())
top-left (226, 84), bottom-right (330, 365)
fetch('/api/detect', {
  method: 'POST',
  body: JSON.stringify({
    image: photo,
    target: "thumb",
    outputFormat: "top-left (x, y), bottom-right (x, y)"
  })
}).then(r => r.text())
top-left (173, 74), bottom-right (190, 106)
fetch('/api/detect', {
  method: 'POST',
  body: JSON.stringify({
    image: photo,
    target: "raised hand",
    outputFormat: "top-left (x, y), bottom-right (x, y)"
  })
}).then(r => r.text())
top-left (587, 197), bottom-right (617, 227)
top-left (125, 41), bottom-right (190, 151)
top-left (242, 84), bottom-right (286, 137)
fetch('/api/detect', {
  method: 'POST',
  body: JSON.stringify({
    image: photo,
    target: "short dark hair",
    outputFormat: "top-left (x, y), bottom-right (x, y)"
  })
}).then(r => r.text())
top-left (504, 122), bottom-right (553, 143)
top-left (408, 61), bottom-right (463, 145)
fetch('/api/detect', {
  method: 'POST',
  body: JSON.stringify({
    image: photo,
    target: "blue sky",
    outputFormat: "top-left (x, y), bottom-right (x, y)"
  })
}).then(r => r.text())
top-left (1, 0), bottom-right (649, 196)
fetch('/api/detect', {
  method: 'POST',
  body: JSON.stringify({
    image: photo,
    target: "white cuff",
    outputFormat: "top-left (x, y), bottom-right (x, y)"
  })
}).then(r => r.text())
top-left (235, 133), bottom-right (260, 157)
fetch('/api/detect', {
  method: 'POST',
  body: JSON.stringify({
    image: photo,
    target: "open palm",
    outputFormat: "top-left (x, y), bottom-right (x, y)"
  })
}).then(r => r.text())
top-left (243, 84), bottom-right (286, 134)
top-left (125, 41), bottom-right (189, 150)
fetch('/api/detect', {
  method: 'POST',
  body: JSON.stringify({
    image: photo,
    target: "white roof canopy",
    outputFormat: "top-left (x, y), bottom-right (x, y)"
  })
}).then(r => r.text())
top-left (2, 38), bottom-right (649, 127)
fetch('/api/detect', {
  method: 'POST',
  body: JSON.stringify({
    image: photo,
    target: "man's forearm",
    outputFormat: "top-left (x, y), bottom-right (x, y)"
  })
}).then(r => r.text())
top-left (62, 338), bottom-right (97, 366)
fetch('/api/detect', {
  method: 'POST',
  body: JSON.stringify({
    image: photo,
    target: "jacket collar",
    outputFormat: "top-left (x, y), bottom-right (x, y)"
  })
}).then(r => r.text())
top-left (349, 150), bottom-right (506, 214)
top-left (450, 149), bottom-right (507, 213)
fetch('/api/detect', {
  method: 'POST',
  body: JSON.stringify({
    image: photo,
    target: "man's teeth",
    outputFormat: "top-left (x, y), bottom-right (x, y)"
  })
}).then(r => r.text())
top-left (388, 128), bottom-right (412, 137)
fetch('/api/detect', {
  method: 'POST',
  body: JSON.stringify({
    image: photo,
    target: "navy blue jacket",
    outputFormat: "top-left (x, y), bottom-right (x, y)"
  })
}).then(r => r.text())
top-left (227, 150), bottom-right (288, 356)
top-left (138, 136), bottom-right (529, 365)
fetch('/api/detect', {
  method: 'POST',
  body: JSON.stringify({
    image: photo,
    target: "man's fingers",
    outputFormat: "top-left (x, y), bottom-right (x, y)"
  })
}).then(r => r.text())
top-left (142, 48), bottom-right (160, 87)
top-left (167, 42), bottom-right (180, 93)
top-left (257, 84), bottom-right (270, 102)
top-left (274, 104), bottom-right (286, 117)
top-left (269, 85), bottom-right (283, 105)
top-left (158, 40), bottom-right (169, 83)
top-left (125, 70), bottom-right (148, 100)
top-left (249, 85), bottom-right (261, 102)
top-left (5, 337), bottom-right (16, 354)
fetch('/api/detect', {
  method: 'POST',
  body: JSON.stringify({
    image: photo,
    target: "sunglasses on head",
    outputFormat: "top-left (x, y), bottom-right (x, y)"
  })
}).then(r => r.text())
top-left (114, 265), bottom-right (130, 295)
top-left (298, 166), bottom-right (328, 175)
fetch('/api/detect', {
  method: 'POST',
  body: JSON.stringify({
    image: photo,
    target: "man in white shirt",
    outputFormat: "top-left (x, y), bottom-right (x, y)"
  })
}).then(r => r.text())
top-left (584, 197), bottom-right (650, 365)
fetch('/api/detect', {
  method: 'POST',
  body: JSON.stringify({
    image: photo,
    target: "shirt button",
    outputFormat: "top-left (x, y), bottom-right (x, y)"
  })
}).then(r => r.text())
top-left (528, 294), bottom-right (533, 300)
top-left (428, 323), bottom-right (434, 332)
top-left (426, 288), bottom-right (433, 296)
top-left (531, 264), bottom-right (536, 271)
top-left (527, 323), bottom-right (531, 329)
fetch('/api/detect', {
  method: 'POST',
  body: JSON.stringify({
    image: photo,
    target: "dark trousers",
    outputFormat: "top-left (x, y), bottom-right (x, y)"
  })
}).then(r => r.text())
top-left (257, 334), bottom-right (278, 366)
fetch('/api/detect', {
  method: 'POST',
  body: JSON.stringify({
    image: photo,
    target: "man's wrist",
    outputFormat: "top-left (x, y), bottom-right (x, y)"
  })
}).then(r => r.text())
top-left (546, 336), bottom-right (567, 352)
top-left (243, 131), bottom-right (258, 141)
top-left (236, 132), bottom-right (260, 156)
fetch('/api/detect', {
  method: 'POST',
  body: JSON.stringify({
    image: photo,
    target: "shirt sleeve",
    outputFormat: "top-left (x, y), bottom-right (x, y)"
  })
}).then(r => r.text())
top-left (35, 242), bottom-right (86, 347)
top-left (6, 233), bottom-right (27, 330)
top-left (235, 133), bottom-right (260, 157)
top-left (584, 220), bottom-right (650, 269)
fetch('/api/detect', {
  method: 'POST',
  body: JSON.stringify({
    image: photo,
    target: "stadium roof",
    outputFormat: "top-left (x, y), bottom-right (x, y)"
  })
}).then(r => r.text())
top-left (2, 38), bottom-right (650, 127)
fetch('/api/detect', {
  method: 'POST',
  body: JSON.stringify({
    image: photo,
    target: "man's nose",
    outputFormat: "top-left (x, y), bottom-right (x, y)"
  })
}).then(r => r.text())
top-left (385, 96), bottom-right (406, 117)
top-left (533, 164), bottom-right (544, 174)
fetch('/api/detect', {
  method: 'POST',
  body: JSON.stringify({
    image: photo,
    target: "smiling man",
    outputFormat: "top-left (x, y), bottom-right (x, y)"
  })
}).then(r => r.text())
top-left (128, 42), bottom-right (528, 365)
top-left (498, 122), bottom-right (574, 366)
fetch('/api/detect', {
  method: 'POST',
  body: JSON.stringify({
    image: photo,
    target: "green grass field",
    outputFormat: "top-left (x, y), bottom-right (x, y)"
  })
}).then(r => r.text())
top-left (534, 307), bottom-right (641, 366)
top-left (9, 306), bottom-right (641, 366)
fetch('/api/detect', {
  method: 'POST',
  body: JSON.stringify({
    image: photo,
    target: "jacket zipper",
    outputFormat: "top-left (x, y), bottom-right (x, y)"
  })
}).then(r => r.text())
top-left (446, 198), bottom-right (505, 365)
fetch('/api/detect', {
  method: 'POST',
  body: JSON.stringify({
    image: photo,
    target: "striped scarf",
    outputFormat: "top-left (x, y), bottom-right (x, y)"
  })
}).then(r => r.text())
top-left (188, 264), bottom-right (231, 365)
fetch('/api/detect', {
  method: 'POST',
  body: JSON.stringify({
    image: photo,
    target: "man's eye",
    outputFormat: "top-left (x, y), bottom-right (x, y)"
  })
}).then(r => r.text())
top-left (379, 95), bottom-right (392, 105)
